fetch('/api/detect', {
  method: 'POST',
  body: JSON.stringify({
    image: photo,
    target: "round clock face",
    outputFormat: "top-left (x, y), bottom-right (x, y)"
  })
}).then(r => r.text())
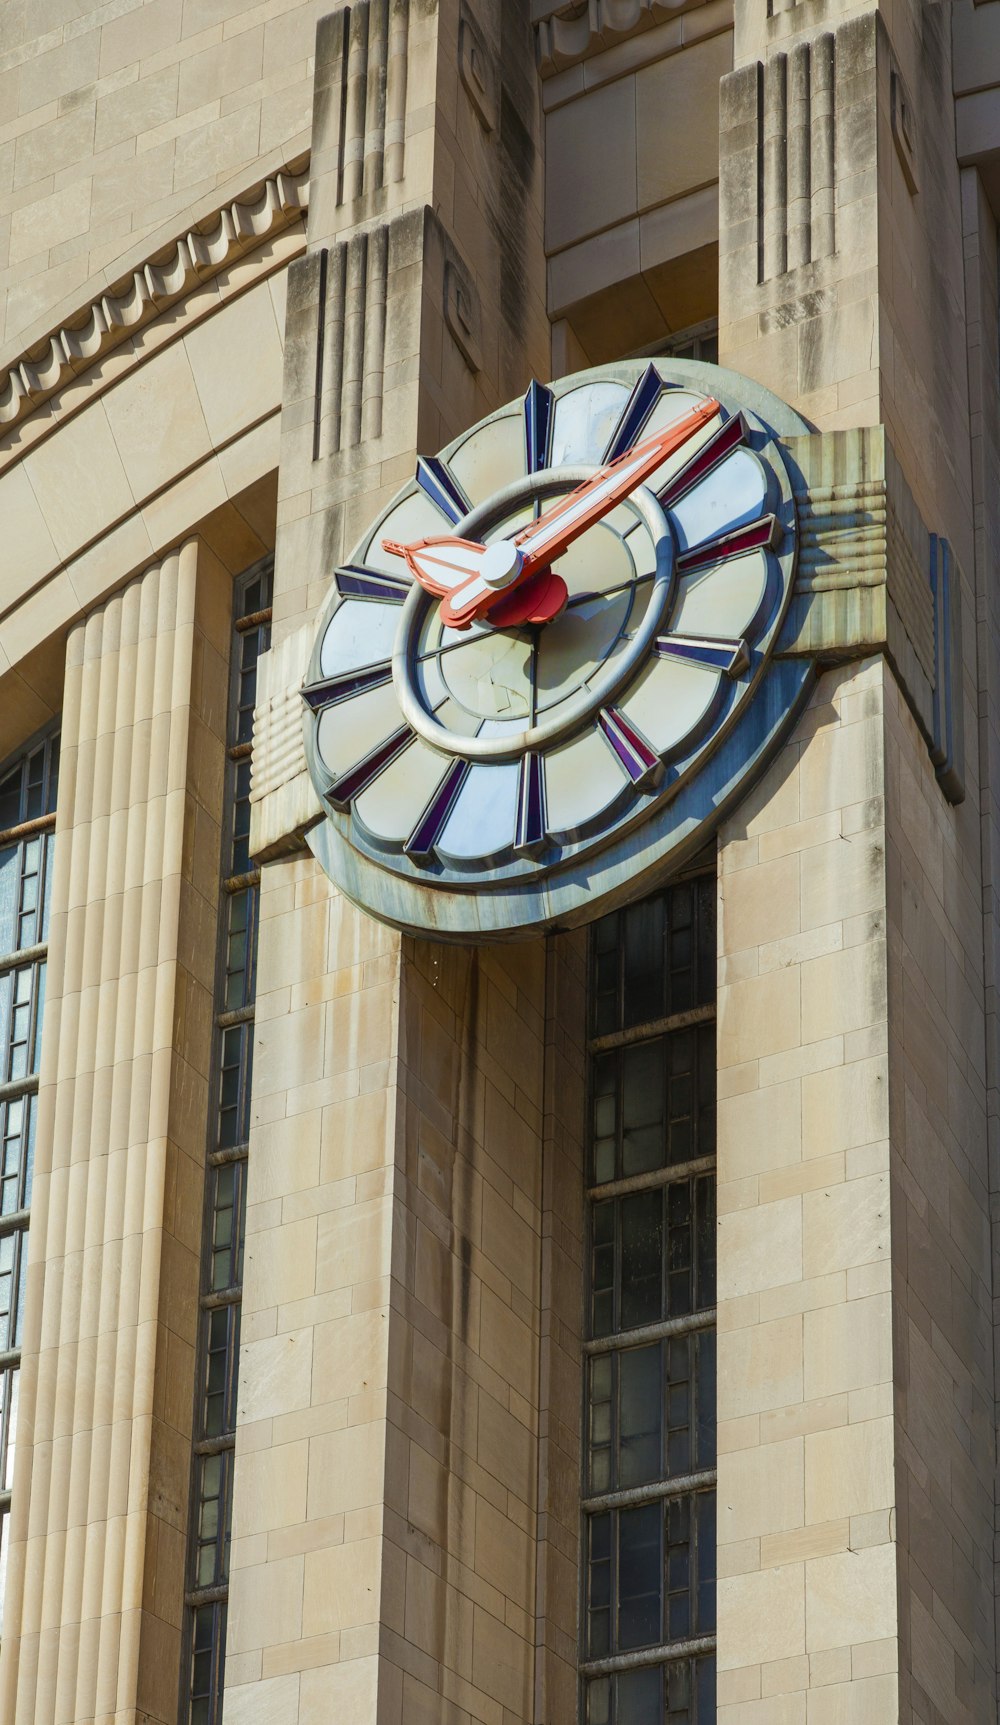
top-left (303, 360), bottom-right (809, 939)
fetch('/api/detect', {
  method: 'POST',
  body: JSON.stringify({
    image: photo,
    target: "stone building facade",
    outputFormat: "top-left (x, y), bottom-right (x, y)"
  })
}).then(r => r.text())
top-left (0, 2), bottom-right (995, 1723)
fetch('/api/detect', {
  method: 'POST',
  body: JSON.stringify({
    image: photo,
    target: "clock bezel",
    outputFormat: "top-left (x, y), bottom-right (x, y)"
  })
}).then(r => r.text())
top-left (303, 357), bottom-right (815, 940)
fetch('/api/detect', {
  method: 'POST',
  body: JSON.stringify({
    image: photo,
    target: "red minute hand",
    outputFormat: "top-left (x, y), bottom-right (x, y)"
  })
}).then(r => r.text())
top-left (513, 396), bottom-right (720, 578)
top-left (384, 396), bottom-right (720, 629)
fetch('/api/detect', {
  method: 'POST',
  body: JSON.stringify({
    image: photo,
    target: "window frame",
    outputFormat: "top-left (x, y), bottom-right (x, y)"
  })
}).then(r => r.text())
top-left (580, 864), bottom-right (718, 1724)
top-left (0, 719), bottom-right (61, 1626)
top-left (179, 559), bottom-right (272, 1725)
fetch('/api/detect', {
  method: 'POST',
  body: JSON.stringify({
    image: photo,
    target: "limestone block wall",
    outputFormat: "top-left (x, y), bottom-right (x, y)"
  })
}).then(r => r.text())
top-left (959, 160), bottom-right (1000, 1675)
top-left (716, 652), bottom-right (999, 1723)
top-left (716, 659), bottom-right (899, 1724)
top-left (0, 0), bottom-right (326, 359)
top-left (885, 650), bottom-right (996, 1723)
top-left (0, 538), bottom-right (233, 1725)
top-left (223, 859), bottom-right (402, 1721)
top-left (226, 861), bottom-right (587, 1723)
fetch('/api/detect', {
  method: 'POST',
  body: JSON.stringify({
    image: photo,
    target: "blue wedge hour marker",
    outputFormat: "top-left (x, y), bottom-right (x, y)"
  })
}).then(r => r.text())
top-left (514, 753), bottom-right (546, 857)
top-left (405, 759), bottom-right (471, 859)
top-left (302, 662), bottom-right (393, 711)
top-left (336, 567), bottom-right (410, 602)
top-left (654, 634), bottom-right (749, 677)
top-left (604, 363), bottom-right (663, 461)
top-left (524, 379), bottom-right (554, 472)
top-left (415, 456), bottom-right (471, 525)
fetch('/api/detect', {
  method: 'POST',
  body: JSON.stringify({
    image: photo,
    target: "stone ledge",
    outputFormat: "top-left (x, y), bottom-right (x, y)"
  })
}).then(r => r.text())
top-left (0, 154), bottom-right (310, 435)
top-left (534, 0), bottom-right (730, 78)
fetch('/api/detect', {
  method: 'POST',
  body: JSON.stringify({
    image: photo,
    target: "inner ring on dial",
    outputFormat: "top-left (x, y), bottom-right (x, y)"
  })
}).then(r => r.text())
top-left (392, 466), bottom-right (675, 763)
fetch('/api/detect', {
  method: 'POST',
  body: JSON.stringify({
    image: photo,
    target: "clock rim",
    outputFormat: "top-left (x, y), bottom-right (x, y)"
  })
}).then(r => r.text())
top-left (303, 357), bottom-right (813, 938)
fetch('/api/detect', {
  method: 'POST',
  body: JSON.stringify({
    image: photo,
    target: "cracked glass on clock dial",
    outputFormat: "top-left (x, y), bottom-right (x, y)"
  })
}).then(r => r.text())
top-left (303, 360), bottom-right (804, 938)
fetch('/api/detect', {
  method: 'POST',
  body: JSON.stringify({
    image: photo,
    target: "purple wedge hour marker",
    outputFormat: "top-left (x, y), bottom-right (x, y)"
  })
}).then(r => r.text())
top-left (302, 662), bottom-right (393, 711)
top-left (336, 566), bottom-right (410, 602)
top-left (654, 635), bottom-right (749, 677)
top-left (598, 709), bottom-right (663, 789)
top-left (660, 413), bottom-right (748, 507)
top-left (676, 514), bottom-right (781, 573)
top-left (327, 725), bottom-right (413, 809)
top-left (404, 759), bottom-right (471, 859)
top-left (415, 456), bottom-right (471, 525)
top-left (515, 753), bottom-right (546, 857)
top-left (604, 363), bottom-right (663, 462)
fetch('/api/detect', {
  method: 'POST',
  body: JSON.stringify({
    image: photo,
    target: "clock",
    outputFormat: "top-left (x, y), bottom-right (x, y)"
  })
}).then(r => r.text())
top-left (302, 359), bottom-right (814, 939)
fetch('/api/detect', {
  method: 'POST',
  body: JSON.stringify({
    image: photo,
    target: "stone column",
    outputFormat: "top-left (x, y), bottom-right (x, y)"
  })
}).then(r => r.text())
top-left (717, 4), bottom-right (995, 1720)
top-left (0, 540), bottom-right (233, 1725)
top-left (231, 4), bottom-right (564, 1722)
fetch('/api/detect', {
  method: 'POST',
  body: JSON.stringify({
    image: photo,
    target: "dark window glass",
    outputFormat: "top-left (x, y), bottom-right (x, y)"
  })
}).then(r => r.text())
top-left (587, 1493), bottom-right (715, 1662)
top-left (0, 1228), bottom-right (27, 1350)
top-left (201, 1303), bottom-right (241, 1439)
top-left (0, 732), bottom-right (59, 833)
top-left (208, 1162), bottom-right (246, 1294)
top-left (584, 876), bottom-right (716, 1720)
top-left (591, 877), bottom-right (714, 1037)
top-left (189, 1599), bottom-right (227, 1725)
top-left (0, 727), bottom-right (58, 1632)
top-left (217, 1023), bottom-right (253, 1152)
top-left (184, 568), bottom-right (270, 1725)
top-left (587, 1333), bottom-right (716, 1496)
top-left (590, 1175), bottom-right (715, 1338)
top-left (618, 1501), bottom-right (661, 1649)
top-left (588, 1661), bottom-right (716, 1725)
top-left (0, 1092), bottom-right (35, 1215)
top-left (193, 1449), bottom-right (233, 1588)
top-left (589, 1028), bottom-right (715, 1183)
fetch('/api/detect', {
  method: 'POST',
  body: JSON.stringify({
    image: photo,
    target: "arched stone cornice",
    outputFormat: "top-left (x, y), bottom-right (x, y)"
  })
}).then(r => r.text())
top-left (0, 155), bottom-right (310, 433)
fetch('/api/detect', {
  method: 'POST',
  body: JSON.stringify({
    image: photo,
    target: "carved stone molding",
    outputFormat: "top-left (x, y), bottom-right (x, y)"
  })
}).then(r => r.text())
top-left (781, 425), bottom-right (964, 802)
top-left (534, 0), bottom-right (723, 77)
top-left (250, 623), bottom-right (320, 860)
top-left (0, 158), bottom-right (309, 432)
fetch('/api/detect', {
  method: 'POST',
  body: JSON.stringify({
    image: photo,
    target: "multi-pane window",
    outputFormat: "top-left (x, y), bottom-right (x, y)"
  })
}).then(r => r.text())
top-left (181, 564), bottom-right (271, 1725)
top-left (628, 322), bottom-right (719, 368)
top-left (0, 727), bottom-right (59, 1622)
top-left (583, 875), bottom-right (717, 1725)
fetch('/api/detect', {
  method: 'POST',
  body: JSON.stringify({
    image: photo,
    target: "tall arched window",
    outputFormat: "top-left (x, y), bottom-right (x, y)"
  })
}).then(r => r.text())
top-left (583, 872), bottom-right (717, 1723)
top-left (0, 725), bottom-right (60, 1619)
top-left (181, 563), bottom-right (272, 1725)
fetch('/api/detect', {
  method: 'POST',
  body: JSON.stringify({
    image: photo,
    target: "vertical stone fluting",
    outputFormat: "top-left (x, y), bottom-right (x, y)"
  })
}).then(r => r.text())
top-left (0, 541), bottom-right (230, 1725)
top-left (810, 33), bottom-right (836, 264)
top-left (786, 41), bottom-right (811, 271)
top-left (762, 53), bottom-right (788, 281)
top-left (326, 0), bottom-right (410, 208)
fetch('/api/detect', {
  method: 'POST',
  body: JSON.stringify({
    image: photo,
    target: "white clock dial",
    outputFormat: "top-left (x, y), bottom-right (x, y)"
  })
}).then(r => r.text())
top-left (303, 360), bottom-right (811, 938)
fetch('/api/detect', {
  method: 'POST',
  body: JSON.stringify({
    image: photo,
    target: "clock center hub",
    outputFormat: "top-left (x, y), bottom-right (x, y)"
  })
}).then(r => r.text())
top-left (480, 539), bottom-right (524, 590)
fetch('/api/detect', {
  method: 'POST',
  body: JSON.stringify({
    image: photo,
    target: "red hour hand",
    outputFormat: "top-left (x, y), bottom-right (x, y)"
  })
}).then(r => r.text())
top-left (384, 396), bottom-right (721, 629)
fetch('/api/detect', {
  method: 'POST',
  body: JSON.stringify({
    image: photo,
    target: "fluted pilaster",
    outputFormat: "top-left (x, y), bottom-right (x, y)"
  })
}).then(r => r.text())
top-left (0, 540), bottom-right (231, 1725)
